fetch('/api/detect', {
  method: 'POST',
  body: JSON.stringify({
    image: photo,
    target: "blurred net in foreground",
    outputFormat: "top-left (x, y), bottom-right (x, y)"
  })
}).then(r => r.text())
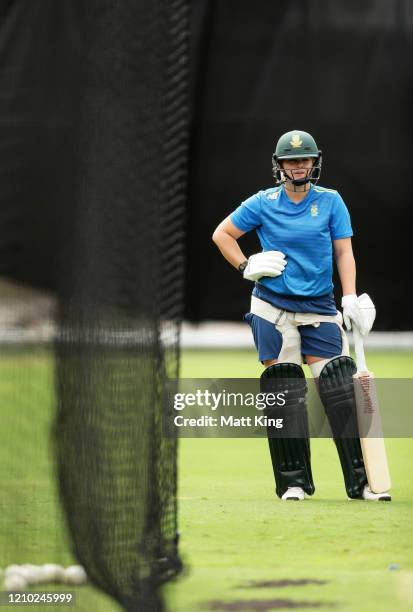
top-left (54, 1), bottom-right (188, 610)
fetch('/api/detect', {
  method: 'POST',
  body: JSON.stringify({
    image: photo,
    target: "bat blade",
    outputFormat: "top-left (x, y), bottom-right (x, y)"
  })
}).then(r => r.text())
top-left (353, 369), bottom-right (391, 493)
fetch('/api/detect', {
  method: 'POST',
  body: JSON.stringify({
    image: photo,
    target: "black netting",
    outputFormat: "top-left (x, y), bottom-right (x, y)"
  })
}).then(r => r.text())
top-left (53, 1), bottom-right (188, 610)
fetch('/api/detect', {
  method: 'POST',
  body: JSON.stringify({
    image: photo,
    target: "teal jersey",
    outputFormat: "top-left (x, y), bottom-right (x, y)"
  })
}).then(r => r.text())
top-left (230, 184), bottom-right (353, 298)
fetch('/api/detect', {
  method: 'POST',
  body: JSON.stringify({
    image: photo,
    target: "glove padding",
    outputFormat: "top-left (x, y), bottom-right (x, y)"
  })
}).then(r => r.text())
top-left (243, 250), bottom-right (286, 282)
top-left (341, 293), bottom-right (376, 336)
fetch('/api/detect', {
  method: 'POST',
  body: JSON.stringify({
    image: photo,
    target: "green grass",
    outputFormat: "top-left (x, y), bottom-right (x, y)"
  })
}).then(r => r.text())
top-left (0, 348), bottom-right (119, 612)
top-left (180, 348), bottom-right (413, 378)
top-left (1, 347), bottom-right (413, 611)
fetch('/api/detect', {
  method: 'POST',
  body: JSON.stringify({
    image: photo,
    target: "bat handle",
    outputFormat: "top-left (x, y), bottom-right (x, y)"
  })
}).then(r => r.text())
top-left (353, 325), bottom-right (368, 373)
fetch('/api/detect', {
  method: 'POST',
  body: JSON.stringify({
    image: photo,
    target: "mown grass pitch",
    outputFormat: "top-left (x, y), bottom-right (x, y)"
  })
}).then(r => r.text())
top-left (0, 347), bottom-right (412, 611)
top-left (169, 349), bottom-right (413, 612)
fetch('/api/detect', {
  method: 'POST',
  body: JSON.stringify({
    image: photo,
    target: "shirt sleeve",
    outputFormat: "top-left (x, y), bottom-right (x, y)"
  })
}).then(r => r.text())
top-left (229, 192), bottom-right (262, 232)
top-left (330, 192), bottom-right (353, 239)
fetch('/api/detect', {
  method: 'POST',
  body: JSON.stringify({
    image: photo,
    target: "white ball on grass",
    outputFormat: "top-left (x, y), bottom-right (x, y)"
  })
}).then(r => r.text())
top-left (18, 565), bottom-right (45, 584)
top-left (10, 566), bottom-right (32, 581)
top-left (4, 565), bottom-right (21, 577)
top-left (4, 573), bottom-right (28, 591)
top-left (41, 564), bottom-right (66, 583)
top-left (64, 565), bottom-right (87, 585)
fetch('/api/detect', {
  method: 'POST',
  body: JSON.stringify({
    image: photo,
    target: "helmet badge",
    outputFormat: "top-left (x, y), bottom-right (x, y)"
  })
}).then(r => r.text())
top-left (290, 134), bottom-right (303, 148)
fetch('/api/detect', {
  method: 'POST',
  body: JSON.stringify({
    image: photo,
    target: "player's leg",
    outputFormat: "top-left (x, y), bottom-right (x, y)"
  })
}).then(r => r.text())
top-left (261, 361), bottom-right (315, 499)
top-left (301, 322), bottom-right (368, 499)
top-left (244, 312), bottom-right (315, 500)
top-left (316, 355), bottom-right (368, 499)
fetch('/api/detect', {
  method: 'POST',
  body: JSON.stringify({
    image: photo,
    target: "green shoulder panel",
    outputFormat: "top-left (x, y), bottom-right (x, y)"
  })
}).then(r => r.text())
top-left (313, 186), bottom-right (337, 194)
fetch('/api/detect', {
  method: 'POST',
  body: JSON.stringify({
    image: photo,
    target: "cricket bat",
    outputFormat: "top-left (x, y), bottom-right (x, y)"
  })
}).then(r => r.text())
top-left (352, 325), bottom-right (391, 493)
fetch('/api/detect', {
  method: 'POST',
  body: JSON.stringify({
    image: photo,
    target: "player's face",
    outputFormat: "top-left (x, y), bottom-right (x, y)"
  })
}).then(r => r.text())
top-left (281, 157), bottom-right (314, 181)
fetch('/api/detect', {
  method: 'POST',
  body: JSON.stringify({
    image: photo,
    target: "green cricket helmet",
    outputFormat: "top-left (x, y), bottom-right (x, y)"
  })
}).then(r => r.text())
top-left (272, 130), bottom-right (322, 186)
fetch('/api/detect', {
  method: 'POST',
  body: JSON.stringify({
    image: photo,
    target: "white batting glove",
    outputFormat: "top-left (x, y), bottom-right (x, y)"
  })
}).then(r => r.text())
top-left (243, 251), bottom-right (287, 282)
top-left (341, 293), bottom-right (376, 336)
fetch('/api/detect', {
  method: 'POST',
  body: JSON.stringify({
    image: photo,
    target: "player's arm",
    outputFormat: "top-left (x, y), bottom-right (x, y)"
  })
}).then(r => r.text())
top-left (334, 237), bottom-right (375, 335)
top-left (212, 217), bottom-right (286, 280)
top-left (333, 237), bottom-right (356, 296)
top-left (212, 217), bottom-right (248, 270)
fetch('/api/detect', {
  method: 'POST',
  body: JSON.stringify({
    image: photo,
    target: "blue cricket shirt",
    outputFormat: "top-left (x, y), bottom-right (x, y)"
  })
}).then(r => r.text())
top-left (230, 184), bottom-right (353, 314)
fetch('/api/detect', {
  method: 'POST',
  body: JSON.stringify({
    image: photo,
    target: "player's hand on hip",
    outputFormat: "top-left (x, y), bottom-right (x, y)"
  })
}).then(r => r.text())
top-left (341, 293), bottom-right (376, 336)
top-left (243, 250), bottom-right (287, 282)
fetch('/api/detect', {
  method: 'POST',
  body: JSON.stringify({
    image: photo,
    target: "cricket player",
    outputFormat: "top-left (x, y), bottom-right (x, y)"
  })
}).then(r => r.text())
top-left (212, 130), bottom-right (390, 502)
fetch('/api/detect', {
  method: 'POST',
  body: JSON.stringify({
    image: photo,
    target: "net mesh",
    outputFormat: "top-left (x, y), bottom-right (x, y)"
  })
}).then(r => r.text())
top-left (53, 1), bottom-right (188, 609)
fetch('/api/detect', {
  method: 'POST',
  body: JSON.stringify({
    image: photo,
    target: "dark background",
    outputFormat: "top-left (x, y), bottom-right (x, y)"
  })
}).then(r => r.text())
top-left (1, 0), bottom-right (412, 328)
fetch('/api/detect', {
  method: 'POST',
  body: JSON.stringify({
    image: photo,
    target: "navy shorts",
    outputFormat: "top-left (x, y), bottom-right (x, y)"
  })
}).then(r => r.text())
top-left (244, 312), bottom-right (343, 363)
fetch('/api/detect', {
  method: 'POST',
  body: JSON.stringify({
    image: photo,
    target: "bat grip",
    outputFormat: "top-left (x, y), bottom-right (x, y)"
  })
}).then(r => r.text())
top-left (353, 325), bottom-right (368, 373)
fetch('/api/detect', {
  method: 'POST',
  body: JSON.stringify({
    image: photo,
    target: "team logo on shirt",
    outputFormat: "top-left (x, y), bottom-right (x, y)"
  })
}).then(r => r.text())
top-left (311, 204), bottom-right (318, 217)
top-left (290, 134), bottom-right (303, 148)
